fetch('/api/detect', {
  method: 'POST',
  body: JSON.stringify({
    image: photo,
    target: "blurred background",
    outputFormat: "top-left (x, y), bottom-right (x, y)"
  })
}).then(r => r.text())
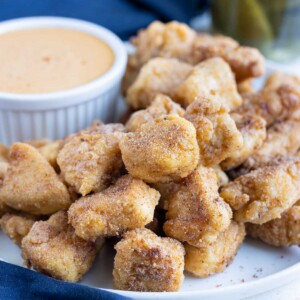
top-left (0, 0), bottom-right (300, 63)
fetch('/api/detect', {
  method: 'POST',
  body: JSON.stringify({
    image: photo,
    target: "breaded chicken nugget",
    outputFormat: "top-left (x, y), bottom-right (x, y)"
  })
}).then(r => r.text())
top-left (125, 94), bottom-right (184, 132)
top-left (68, 175), bottom-right (159, 241)
top-left (221, 113), bottom-right (266, 170)
top-left (213, 165), bottom-right (229, 187)
top-left (220, 161), bottom-right (300, 224)
top-left (1, 213), bottom-right (35, 246)
top-left (123, 21), bottom-right (196, 91)
top-left (184, 97), bottom-right (243, 167)
top-left (192, 34), bottom-right (265, 81)
top-left (0, 144), bottom-right (9, 162)
top-left (113, 228), bottom-right (185, 292)
top-left (174, 57), bottom-right (242, 109)
top-left (0, 143), bottom-right (70, 215)
top-left (164, 166), bottom-right (232, 247)
top-left (120, 115), bottom-right (199, 183)
top-left (236, 73), bottom-right (300, 126)
top-left (247, 205), bottom-right (300, 246)
top-left (22, 211), bottom-right (101, 282)
top-left (58, 124), bottom-right (125, 196)
top-left (237, 79), bottom-right (255, 94)
top-left (244, 120), bottom-right (300, 170)
top-left (126, 58), bottom-right (192, 109)
top-left (185, 221), bottom-right (245, 277)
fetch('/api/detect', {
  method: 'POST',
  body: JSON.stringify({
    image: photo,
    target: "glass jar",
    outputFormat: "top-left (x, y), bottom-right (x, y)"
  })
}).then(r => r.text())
top-left (211, 0), bottom-right (300, 62)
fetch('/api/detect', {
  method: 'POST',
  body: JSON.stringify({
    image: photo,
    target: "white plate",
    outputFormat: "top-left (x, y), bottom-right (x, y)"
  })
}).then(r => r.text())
top-left (1, 231), bottom-right (300, 300)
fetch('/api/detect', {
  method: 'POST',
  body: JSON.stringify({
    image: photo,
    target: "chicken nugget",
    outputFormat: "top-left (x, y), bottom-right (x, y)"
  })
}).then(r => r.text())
top-left (113, 228), bottom-right (185, 292)
top-left (220, 161), bottom-right (300, 224)
top-left (58, 124), bottom-right (125, 196)
top-left (247, 205), bottom-right (300, 246)
top-left (0, 144), bottom-right (9, 162)
top-left (236, 73), bottom-right (300, 126)
top-left (0, 143), bottom-right (70, 215)
top-left (244, 120), bottom-right (300, 170)
top-left (125, 94), bottom-right (184, 132)
top-left (237, 79), bottom-right (255, 94)
top-left (1, 213), bottom-right (35, 246)
top-left (68, 175), bottom-right (159, 241)
top-left (126, 58), bottom-right (192, 109)
top-left (191, 34), bottom-right (265, 81)
top-left (174, 57), bottom-right (242, 109)
top-left (38, 140), bottom-right (61, 170)
top-left (221, 113), bottom-right (266, 170)
top-left (184, 97), bottom-right (243, 167)
top-left (185, 221), bottom-right (245, 277)
top-left (22, 211), bottom-right (101, 282)
top-left (120, 115), bottom-right (199, 183)
top-left (123, 21), bottom-right (196, 91)
top-left (163, 166), bottom-right (232, 247)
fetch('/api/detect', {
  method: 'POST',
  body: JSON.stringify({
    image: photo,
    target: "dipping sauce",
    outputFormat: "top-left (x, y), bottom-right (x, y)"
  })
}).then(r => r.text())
top-left (0, 28), bottom-right (114, 94)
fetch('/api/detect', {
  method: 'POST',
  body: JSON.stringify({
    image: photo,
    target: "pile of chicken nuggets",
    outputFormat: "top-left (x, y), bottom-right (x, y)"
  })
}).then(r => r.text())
top-left (1, 21), bottom-right (300, 292)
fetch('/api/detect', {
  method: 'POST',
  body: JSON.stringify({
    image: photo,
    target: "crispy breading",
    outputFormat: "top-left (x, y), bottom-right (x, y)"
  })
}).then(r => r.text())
top-left (247, 205), bottom-right (300, 246)
top-left (120, 115), bottom-right (199, 183)
top-left (125, 94), bottom-right (184, 132)
top-left (113, 228), bottom-right (185, 292)
top-left (57, 124), bottom-right (125, 196)
top-left (123, 21), bottom-right (196, 92)
top-left (220, 161), bottom-right (300, 224)
top-left (184, 221), bottom-right (245, 277)
top-left (243, 120), bottom-right (300, 170)
top-left (213, 165), bottom-right (229, 187)
top-left (184, 97), bottom-right (243, 167)
top-left (236, 73), bottom-right (300, 126)
top-left (163, 166), bottom-right (232, 247)
top-left (174, 58), bottom-right (242, 109)
top-left (0, 143), bottom-right (70, 215)
top-left (221, 113), bottom-right (266, 170)
top-left (192, 34), bottom-right (265, 81)
top-left (22, 211), bottom-right (101, 282)
top-left (0, 213), bottom-right (35, 246)
top-left (38, 140), bottom-right (61, 170)
top-left (68, 175), bottom-right (159, 241)
top-left (126, 58), bottom-right (192, 109)
top-left (237, 79), bottom-right (255, 94)
top-left (0, 144), bottom-right (9, 162)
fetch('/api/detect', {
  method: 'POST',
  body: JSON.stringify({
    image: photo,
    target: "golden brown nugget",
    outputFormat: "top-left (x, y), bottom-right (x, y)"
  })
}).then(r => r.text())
top-left (0, 144), bottom-right (9, 162)
top-left (220, 161), bottom-right (300, 224)
top-left (213, 165), bottom-right (229, 187)
top-left (221, 113), bottom-right (266, 170)
top-left (247, 205), bottom-right (300, 247)
top-left (22, 211), bottom-right (101, 282)
top-left (152, 181), bottom-right (180, 210)
top-left (38, 140), bottom-right (61, 170)
top-left (244, 120), bottom-right (300, 170)
top-left (236, 73), bottom-right (300, 126)
top-left (185, 221), bottom-right (245, 277)
top-left (120, 115), bottom-right (199, 183)
top-left (24, 138), bottom-right (52, 148)
top-left (58, 124), bottom-right (125, 196)
top-left (174, 57), bottom-right (242, 109)
top-left (68, 175), bottom-right (159, 241)
top-left (0, 213), bottom-right (35, 246)
top-left (164, 166), bottom-right (232, 247)
top-left (192, 34), bottom-right (265, 81)
top-left (0, 143), bottom-right (70, 215)
top-left (113, 228), bottom-right (185, 292)
top-left (125, 94), bottom-right (184, 132)
top-left (123, 21), bottom-right (196, 91)
top-left (126, 58), bottom-right (192, 109)
top-left (184, 97), bottom-right (243, 167)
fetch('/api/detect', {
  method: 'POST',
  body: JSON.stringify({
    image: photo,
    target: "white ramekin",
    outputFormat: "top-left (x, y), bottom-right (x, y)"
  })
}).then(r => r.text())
top-left (0, 17), bottom-right (127, 145)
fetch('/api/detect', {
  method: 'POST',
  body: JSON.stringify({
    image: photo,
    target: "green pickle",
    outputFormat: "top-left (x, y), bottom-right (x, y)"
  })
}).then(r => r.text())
top-left (211, 0), bottom-right (300, 61)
